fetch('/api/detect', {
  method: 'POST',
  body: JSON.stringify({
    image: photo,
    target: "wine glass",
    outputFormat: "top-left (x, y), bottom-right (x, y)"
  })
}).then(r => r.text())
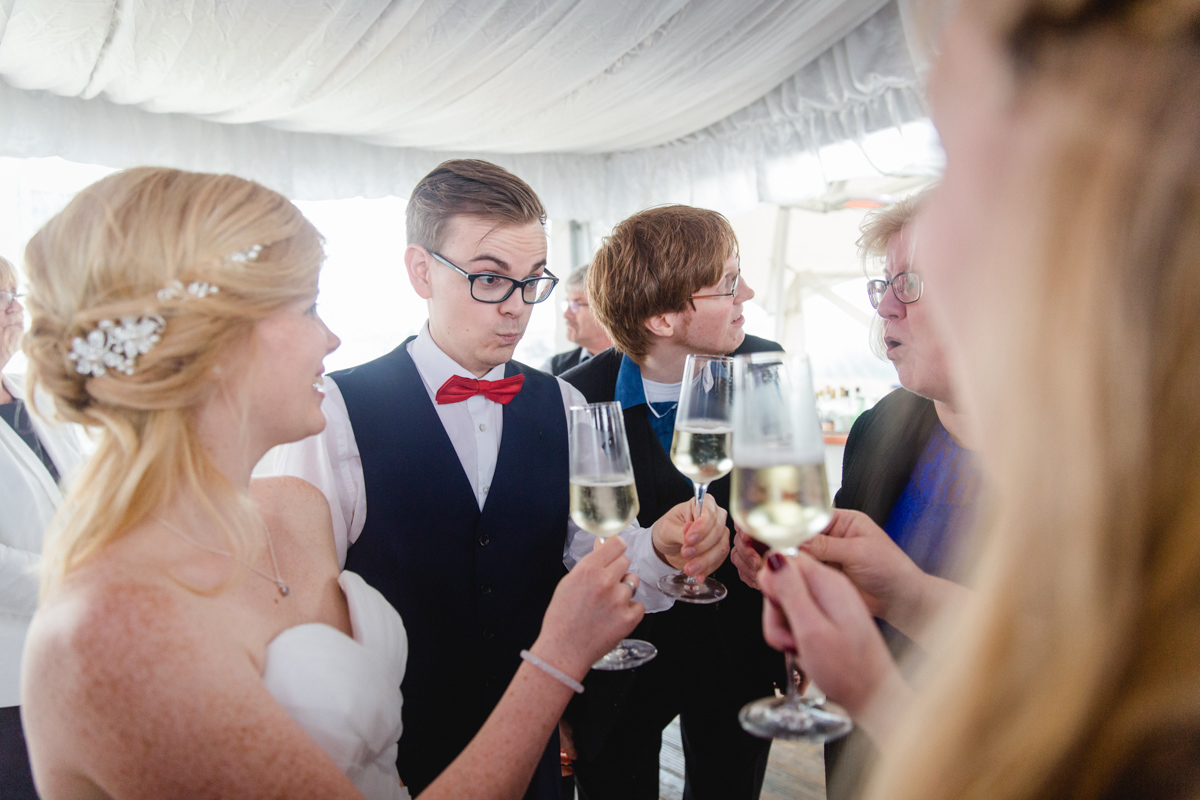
top-left (569, 401), bottom-right (658, 671)
top-left (658, 353), bottom-right (732, 603)
top-left (730, 352), bottom-right (853, 741)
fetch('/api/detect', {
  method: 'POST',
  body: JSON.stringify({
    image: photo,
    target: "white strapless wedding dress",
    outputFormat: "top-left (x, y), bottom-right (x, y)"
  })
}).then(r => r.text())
top-left (263, 571), bottom-right (411, 800)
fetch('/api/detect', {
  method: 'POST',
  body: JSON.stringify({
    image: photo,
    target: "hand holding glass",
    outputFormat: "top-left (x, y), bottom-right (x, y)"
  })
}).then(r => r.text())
top-left (569, 402), bottom-right (657, 670)
top-left (730, 352), bottom-right (852, 741)
top-left (659, 353), bottom-right (733, 603)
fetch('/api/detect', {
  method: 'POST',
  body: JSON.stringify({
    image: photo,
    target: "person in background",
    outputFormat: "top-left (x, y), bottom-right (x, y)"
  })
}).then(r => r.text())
top-left (562, 204), bottom-right (780, 800)
top-left (19, 166), bottom-right (647, 800)
top-left (732, 188), bottom-right (980, 799)
top-left (760, 0), bottom-right (1200, 798)
top-left (0, 255), bottom-right (89, 800)
top-left (544, 265), bottom-right (612, 376)
top-left (273, 160), bottom-right (730, 800)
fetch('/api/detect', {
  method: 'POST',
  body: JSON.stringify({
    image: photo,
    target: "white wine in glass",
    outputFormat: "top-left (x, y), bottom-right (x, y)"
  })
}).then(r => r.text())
top-left (569, 476), bottom-right (640, 539)
top-left (731, 352), bottom-right (852, 742)
top-left (659, 354), bottom-right (734, 603)
top-left (569, 402), bottom-right (657, 671)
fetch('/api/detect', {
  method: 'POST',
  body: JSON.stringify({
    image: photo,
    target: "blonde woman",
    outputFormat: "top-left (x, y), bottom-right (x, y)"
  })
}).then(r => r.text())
top-left (18, 167), bottom-right (644, 800)
top-left (758, 0), bottom-right (1200, 798)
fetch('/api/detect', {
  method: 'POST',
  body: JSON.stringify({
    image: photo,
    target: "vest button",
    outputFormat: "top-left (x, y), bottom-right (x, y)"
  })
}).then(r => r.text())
top-left (478, 533), bottom-right (490, 547)
top-left (480, 584), bottom-right (492, 595)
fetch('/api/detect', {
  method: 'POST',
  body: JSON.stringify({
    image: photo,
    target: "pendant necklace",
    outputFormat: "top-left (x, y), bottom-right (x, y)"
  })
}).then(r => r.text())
top-left (157, 515), bottom-right (291, 597)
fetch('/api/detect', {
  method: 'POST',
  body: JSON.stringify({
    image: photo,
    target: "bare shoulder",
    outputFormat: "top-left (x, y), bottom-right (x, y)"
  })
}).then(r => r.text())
top-left (251, 475), bottom-right (337, 558)
top-left (23, 576), bottom-right (360, 799)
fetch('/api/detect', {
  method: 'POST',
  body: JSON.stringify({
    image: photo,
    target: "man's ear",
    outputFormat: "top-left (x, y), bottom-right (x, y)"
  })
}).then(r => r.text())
top-left (645, 310), bottom-right (684, 340)
top-left (405, 245), bottom-right (434, 300)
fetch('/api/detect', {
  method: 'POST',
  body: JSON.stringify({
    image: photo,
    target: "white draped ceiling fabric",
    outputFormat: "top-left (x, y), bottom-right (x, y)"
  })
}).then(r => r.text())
top-left (0, 0), bottom-right (933, 222)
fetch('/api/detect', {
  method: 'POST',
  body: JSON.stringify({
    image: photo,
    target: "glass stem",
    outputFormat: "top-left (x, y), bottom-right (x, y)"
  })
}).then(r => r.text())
top-left (785, 650), bottom-right (803, 705)
top-left (687, 482), bottom-right (709, 586)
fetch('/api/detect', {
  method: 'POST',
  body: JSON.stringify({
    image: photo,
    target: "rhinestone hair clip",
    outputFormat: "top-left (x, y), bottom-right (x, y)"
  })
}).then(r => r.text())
top-left (69, 280), bottom-right (222, 378)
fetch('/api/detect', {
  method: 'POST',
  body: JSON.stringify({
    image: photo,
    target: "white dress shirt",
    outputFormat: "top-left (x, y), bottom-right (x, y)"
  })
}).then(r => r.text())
top-left (270, 324), bottom-right (676, 611)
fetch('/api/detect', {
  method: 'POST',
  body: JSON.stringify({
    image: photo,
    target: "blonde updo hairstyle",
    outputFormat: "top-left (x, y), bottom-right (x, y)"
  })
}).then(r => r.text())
top-left (24, 167), bottom-right (324, 594)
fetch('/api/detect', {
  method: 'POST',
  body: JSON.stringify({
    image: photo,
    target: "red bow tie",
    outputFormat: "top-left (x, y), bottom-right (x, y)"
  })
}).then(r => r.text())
top-left (435, 374), bottom-right (525, 405)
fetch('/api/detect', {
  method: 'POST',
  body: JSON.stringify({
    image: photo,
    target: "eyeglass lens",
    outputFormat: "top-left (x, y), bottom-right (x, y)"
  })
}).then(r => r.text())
top-left (867, 272), bottom-right (920, 309)
top-left (471, 274), bottom-right (556, 304)
top-left (0, 291), bottom-right (19, 309)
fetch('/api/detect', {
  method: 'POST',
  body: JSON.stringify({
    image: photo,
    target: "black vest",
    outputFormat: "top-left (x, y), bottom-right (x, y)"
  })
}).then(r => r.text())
top-left (334, 338), bottom-right (567, 798)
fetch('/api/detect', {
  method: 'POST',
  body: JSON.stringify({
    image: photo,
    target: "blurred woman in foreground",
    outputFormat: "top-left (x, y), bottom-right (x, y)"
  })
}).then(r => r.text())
top-left (18, 167), bottom-right (643, 800)
top-left (760, 0), bottom-right (1200, 798)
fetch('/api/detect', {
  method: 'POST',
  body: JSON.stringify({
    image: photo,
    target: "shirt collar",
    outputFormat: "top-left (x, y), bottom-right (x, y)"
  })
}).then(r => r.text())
top-left (410, 322), bottom-right (506, 396)
top-left (614, 353), bottom-right (647, 409)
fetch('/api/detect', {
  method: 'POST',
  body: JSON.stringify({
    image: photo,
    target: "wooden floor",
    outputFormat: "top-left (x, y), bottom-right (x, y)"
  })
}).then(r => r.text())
top-left (563, 716), bottom-right (826, 800)
top-left (657, 716), bottom-right (826, 800)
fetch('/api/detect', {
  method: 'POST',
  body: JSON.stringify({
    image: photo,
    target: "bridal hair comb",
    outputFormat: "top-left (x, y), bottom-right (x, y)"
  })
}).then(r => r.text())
top-left (70, 280), bottom-right (223, 377)
top-left (69, 316), bottom-right (166, 377)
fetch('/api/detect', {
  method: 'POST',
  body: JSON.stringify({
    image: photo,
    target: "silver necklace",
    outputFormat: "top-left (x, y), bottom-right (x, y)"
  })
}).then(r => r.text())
top-left (156, 515), bottom-right (290, 597)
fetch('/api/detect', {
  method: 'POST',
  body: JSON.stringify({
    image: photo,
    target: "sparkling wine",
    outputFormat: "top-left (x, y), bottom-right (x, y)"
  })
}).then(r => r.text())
top-left (670, 424), bottom-right (734, 484)
top-left (570, 477), bottom-right (640, 539)
top-left (730, 463), bottom-right (831, 552)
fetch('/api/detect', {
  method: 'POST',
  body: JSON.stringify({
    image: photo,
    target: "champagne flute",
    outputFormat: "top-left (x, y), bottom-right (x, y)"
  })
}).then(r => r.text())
top-left (658, 353), bottom-right (733, 603)
top-left (730, 352), bottom-right (852, 741)
top-left (569, 401), bottom-right (657, 671)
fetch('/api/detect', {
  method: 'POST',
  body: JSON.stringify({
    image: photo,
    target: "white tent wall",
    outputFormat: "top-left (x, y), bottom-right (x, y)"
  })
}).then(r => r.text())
top-left (0, 1), bottom-right (938, 224)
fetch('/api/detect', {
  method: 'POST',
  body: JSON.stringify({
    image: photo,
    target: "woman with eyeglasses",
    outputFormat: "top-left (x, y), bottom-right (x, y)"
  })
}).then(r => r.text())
top-left (731, 187), bottom-right (980, 799)
top-left (0, 255), bottom-right (90, 800)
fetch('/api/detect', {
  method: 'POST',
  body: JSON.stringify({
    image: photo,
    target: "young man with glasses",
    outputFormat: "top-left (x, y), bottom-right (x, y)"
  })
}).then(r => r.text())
top-left (273, 161), bottom-right (729, 800)
top-left (559, 205), bottom-right (784, 800)
top-left (545, 265), bottom-right (613, 376)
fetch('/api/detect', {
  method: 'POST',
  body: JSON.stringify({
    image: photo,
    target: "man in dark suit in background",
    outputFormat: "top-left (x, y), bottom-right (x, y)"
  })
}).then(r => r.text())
top-left (561, 205), bottom-right (784, 800)
top-left (544, 265), bottom-right (613, 376)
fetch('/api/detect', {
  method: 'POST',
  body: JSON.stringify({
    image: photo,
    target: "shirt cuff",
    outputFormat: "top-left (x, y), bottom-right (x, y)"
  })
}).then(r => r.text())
top-left (622, 523), bottom-right (677, 613)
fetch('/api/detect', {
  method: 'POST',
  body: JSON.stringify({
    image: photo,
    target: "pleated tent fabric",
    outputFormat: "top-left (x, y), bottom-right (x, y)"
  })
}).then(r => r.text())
top-left (0, 0), bottom-right (935, 219)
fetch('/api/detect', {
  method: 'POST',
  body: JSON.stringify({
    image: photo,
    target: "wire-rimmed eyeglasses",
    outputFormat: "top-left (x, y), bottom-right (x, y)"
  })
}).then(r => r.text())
top-left (691, 266), bottom-right (741, 300)
top-left (0, 290), bottom-right (23, 310)
top-left (866, 271), bottom-right (922, 309)
top-left (566, 299), bottom-right (589, 313)
top-left (429, 251), bottom-right (558, 304)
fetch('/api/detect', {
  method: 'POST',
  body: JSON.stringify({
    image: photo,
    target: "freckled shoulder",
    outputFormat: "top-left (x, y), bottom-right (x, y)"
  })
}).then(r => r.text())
top-left (251, 475), bottom-right (337, 561)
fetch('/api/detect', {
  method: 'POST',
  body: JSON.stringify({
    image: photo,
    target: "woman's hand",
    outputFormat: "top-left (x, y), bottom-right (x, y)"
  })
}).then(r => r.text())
top-left (650, 494), bottom-right (730, 578)
top-left (802, 509), bottom-right (966, 644)
top-left (731, 527), bottom-right (767, 590)
top-left (531, 537), bottom-right (644, 679)
top-left (758, 552), bottom-right (911, 740)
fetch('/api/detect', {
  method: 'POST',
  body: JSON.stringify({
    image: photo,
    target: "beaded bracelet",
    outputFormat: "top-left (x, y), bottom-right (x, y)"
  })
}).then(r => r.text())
top-left (519, 649), bottom-right (585, 694)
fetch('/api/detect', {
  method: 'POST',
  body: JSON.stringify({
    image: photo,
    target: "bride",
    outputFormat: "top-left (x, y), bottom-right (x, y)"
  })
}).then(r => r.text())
top-left (17, 167), bottom-right (644, 799)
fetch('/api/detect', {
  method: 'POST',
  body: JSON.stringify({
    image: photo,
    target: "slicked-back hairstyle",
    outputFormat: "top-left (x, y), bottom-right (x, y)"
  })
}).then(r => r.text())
top-left (565, 264), bottom-right (590, 292)
top-left (588, 205), bottom-right (738, 359)
top-left (406, 159), bottom-right (546, 252)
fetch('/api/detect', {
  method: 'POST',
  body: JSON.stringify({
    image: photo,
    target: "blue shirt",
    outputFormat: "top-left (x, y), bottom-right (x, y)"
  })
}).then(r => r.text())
top-left (883, 420), bottom-right (978, 578)
top-left (614, 354), bottom-right (677, 454)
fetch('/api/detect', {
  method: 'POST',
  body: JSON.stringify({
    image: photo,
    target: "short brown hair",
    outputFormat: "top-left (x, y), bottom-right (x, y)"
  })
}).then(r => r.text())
top-left (406, 159), bottom-right (546, 252)
top-left (588, 205), bottom-right (737, 359)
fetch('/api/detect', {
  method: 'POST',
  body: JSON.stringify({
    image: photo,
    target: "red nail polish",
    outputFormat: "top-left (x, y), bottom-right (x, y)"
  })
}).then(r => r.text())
top-left (767, 553), bottom-right (786, 572)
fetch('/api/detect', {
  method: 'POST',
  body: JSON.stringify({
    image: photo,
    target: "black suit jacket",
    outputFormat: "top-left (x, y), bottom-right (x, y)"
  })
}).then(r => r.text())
top-left (561, 335), bottom-right (786, 751)
top-left (826, 387), bottom-right (938, 800)
top-left (547, 347), bottom-right (585, 376)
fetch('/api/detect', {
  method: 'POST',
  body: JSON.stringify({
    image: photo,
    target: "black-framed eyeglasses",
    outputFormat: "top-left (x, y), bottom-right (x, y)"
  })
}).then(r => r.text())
top-left (429, 251), bottom-right (559, 304)
top-left (0, 290), bottom-right (23, 310)
top-left (866, 271), bottom-right (922, 309)
top-left (691, 266), bottom-right (741, 300)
